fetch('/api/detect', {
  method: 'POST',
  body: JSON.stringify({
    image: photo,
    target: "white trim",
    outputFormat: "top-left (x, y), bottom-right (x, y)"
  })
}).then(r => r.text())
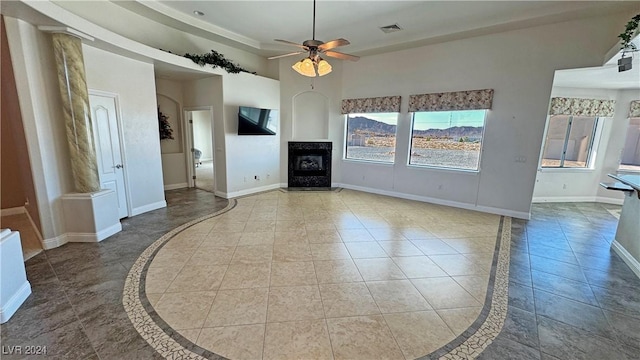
top-left (66, 222), bottom-right (122, 243)
top-left (0, 207), bottom-right (25, 216)
top-left (532, 196), bottom-right (624, 205)
top-left (131, 201), bottom-right (167, 216)
top-left (0, 281), bottom-right (31, 324)
top-left (595, 196), bottom-right (625, 205)
top-left (337, 183), bottom-right (530, 219)
top-left (164, 183), bottom-right (188, 191)
top-left (611, 240), bottom-right (640, 279)
top-left (226, 184), bottom-right (281, 199)
top-left (36, 26), bottom-right (94, 41)
top-left (41, 234), bottom-right (68, 249)
top-left (214, 190), bottom-right (228, 198)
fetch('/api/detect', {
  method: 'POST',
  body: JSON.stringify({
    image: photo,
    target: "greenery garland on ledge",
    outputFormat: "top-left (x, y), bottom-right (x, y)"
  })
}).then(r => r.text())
top-left (184, 50), bottom-right (256, 74)
top-left (619, 13), bottom-right (640, 52)
top-left (162, 49), bottom-right (256, 74)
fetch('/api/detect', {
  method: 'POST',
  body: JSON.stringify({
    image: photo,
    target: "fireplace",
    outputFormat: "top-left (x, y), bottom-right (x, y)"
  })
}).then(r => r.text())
top-left (288, 142), bottom-right (332, 188)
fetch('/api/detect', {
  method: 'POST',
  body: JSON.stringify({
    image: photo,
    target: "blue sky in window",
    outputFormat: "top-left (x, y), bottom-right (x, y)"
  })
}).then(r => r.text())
top-left (414, 110), bottom-right (486, 130)
top-left (350, 113), bottom-right (398, 125)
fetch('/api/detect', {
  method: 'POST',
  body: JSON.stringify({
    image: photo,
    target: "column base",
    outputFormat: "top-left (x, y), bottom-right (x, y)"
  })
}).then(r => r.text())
top-left (61, 189), bottom-right (122, 243)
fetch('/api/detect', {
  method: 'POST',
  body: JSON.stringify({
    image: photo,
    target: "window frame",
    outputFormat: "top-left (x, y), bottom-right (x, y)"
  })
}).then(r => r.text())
top-left (343, 112), bottom-right (399, 164)
top-left (540, 115), bottom-right (600, 170)
top-left (617, 117), bottom-right (640, 173)
top-left (407, 109), bottom-right (488, 172)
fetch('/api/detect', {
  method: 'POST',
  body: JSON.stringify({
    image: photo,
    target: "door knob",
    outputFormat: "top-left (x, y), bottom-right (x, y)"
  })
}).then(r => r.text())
top-left (115, 164), bottom-right (123, 169)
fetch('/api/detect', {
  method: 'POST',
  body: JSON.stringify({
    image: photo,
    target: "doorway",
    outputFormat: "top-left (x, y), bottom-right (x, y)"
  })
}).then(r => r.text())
top-left (89, 91), bottom-right (130, 219)
top-left (184, 107), bottom-right (215, 193)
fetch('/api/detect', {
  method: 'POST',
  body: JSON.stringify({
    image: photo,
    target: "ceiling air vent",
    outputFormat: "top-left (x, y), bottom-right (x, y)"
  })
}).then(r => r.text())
top-left (380, 24), bottom-right (403, 34)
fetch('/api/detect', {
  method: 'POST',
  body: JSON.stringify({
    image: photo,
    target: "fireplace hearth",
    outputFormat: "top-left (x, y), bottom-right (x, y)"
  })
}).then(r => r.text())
top-left (288, 142), bottom-right (332, 188)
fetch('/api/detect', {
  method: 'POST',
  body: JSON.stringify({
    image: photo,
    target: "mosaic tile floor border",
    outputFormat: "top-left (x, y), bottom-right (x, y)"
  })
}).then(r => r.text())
top-left (123, 198), bottom-right (512, 359)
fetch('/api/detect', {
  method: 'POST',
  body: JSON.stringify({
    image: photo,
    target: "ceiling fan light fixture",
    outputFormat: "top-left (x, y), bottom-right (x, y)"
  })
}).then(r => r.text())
top-left (317, 59), bottom-right (332, 76)
top-left (292, 58), bottom-right (317, 77)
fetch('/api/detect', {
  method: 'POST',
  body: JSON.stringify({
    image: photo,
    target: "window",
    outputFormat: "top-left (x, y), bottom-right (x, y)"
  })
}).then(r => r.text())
top-left (541, 115), bottom-right (598, 168)
top-left (409, 110), bottom-right (487, 170)
top-left (345, 113), bottom-right (398, 163)
top-left (619, 117), bottom-right (640, 172)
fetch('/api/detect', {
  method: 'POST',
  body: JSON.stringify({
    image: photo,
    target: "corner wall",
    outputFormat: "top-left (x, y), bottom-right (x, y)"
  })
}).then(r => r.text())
top-left (83, 45), bottom-right (166, 216)
top-left (222, 73), bottom-right (281, 197)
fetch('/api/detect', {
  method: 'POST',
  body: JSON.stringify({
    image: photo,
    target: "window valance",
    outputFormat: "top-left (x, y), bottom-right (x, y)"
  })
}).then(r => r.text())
top-left (630, 100), bottom-right (640, 118)
top-left (408, 89), bottom-right (494, 112)
top-left (340, 96), bottom-right (401, 114)
top-left (548, 97), bottom-right (616, 117)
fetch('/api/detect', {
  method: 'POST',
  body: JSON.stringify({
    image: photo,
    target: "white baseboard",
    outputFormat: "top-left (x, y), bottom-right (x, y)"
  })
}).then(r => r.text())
top-left (226, 184), bottom-right (281, 199)
top-left (214, 190), bottom-right (228, 198)
top-left (337, 183), bottom-right (530, 219)
top-left (131, 201), bottom-right (167, 216)
top-left (0, 207), bottom-right (25, 216)
top-left (41, 234), bottom-right (68, 249)
top-left (66, 222), bottom-right (122, 243)
top-left (0, 281), bottom-right (31, 324)
top-left (595, 196), bottom-right (625, 205)
top-left (164, 183), bottom-right (188, 191)
top-left (532, 196), bottom-right (624, 205)
top-left (611, 240), bottom-right (640, 279)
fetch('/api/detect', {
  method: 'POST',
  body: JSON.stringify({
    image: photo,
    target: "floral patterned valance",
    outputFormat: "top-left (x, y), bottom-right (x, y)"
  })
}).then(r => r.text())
top-left (408, 89), bottom-right (494, 112)
top-left (548, 97), bottom-right (616, 117)
top-left (630, 100), bottom-right (640, 118)
top-left (341, 96), bottom-right (401, 114)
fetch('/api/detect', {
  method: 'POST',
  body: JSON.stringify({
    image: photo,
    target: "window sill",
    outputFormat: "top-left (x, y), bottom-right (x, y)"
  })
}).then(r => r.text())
top-left (407, 164), bottom-right (480, 174)
top-left (342, 158), bottom-right (394, 166)
top-left (538, 167), bottom-right (595, 173)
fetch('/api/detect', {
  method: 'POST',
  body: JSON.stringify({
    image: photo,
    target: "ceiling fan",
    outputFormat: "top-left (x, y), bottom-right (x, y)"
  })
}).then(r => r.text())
top-left (268, 0), bottom-right (359, 77)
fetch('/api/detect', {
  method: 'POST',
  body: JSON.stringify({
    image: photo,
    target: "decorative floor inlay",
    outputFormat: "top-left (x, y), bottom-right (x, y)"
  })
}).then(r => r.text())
top-left (124, 190), bottom-right (512, 359)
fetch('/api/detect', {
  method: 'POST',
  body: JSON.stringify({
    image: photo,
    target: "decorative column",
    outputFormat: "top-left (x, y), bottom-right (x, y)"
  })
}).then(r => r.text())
top-left (40, 27), bottom-right (122, 243)
top-left (51, 32), bottom-right (100, 193)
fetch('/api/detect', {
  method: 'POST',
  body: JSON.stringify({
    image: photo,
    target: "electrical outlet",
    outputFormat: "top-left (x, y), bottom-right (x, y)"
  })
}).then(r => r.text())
top-left (255, 175), bottom-right (260, 180)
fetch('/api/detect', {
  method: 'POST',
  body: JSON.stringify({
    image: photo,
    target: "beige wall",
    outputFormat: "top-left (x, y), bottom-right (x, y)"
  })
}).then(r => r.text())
top-left (1, 17), bottom-right (41, 232)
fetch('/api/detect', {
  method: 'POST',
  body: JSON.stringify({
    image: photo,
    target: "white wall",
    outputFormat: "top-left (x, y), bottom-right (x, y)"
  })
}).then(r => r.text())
top-left (83, 45), bottom-right (166, 215)
top-left (334, 12), bottom-right (632, 218)
top-left (4, 17), bottom-right (74, 242)
top-left (222, 73), bottom-right (281, 196)
top-left (193, 110), bottom-right (213, 161)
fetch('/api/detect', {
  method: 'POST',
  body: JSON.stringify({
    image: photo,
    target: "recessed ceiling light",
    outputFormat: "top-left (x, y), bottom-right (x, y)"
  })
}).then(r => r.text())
top-left (193, 10), bottom-right (205, 16)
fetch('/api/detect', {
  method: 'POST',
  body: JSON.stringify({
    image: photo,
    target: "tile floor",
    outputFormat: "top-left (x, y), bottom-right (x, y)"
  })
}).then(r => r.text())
top-left (1, 188), bottom-right (639, 360)
top-left (143, 190), bottom-right (500, 360)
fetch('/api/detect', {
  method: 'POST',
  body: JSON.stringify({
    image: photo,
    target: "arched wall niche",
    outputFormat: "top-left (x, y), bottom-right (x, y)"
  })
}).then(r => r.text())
top-left (292, 91), bottom-right (329, 140)
top-left (157, 94), bottom-right (182, 154)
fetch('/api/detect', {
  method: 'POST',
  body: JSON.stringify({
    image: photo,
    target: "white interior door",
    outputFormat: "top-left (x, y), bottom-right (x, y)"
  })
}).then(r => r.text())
top-left (89, 93), bottom-right (129, 219)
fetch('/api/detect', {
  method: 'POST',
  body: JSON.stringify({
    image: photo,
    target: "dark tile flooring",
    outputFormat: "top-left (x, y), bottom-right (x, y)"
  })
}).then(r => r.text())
top-left (2, 192), bottom-right (639, 360)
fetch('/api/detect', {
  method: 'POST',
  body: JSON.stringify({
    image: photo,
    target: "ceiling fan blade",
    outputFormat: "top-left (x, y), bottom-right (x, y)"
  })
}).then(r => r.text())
top-left (318, 38), bottom-right (350, 51)
top-left (323, 50), bottom-right (360, 61)
top-left (268, 51), bottom-right (305, 60)
top-left (274, 39), bottom-right (308, 50)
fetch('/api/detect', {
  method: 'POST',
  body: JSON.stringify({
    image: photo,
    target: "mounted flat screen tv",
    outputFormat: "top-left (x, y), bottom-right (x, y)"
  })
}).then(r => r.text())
top-left (238, 106), bottom-right (278, 135)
